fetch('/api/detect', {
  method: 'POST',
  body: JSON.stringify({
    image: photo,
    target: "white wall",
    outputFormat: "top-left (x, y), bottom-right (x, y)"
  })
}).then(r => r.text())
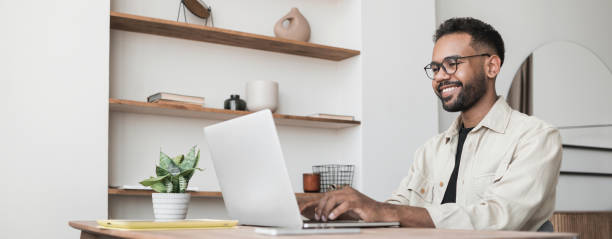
top-left (109, 196), bottom-right (230, 219)
top-left (109, 0), bottom-right (440, 214)
top-left (436, 0), bottom-right (612, 131)
top-left (108, 0), bottom-right (363, 218)
top-left (0, 0), bottom-right (109, 238)
top-left (560, 127), bottom-right (612, 150)
top-left (561, 147), bottom-right (612, 175)
top-left (556, 173), bottom-right (612, 211)
top-left (361, 1), bottom-right (438, 201)
top-left (532, 42), bottom-right (612, 128)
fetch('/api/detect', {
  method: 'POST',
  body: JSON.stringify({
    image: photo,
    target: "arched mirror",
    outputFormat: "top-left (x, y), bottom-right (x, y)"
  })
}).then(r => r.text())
top-left (507, 41), bottom-right (612, 149)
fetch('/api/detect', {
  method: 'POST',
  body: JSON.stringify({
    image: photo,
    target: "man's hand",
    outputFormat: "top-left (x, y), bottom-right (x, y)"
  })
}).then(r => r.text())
top-left (300, 187), bottom-right (390, 222)
top-left (298, 194), bottom-right (322, 220)
top-left (298, 187), bottom-right (435, 228)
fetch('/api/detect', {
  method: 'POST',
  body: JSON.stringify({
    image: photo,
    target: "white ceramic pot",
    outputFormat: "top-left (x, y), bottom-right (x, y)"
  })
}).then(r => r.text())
top-left (246, 80), bottom-right (278, 112)
top-left (152, 193), bottom-right (191, 221)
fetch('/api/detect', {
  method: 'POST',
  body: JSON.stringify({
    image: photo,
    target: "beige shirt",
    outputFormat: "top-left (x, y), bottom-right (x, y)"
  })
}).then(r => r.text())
top-left (386, 97), bottom-right (562, 231)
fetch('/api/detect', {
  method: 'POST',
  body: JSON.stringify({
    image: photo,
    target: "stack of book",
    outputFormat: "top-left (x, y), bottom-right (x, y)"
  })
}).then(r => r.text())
top-left (147, 92), bottom-right (205, 106)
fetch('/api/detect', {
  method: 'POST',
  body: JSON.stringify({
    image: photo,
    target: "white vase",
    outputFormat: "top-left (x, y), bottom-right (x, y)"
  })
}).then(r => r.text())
top-left (152, 193), bottom-right (191, 221)
top-left (246, 80), bottom-right (279, 112)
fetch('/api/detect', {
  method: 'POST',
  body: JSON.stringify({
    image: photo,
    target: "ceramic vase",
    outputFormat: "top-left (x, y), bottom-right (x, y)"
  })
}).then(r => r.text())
top-left (152, 193), bottom-right (191, 221)
top-left (274, 8), bottom-right (311, 42)
top-left (246, 80), bottom-right (278, 112)
top-left (224, 94), bottom-right (247, 111)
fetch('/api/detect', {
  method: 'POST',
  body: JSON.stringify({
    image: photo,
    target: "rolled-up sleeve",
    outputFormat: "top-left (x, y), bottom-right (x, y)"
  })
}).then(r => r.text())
top-left (423, 127), bottom-right (562, 230)
top-left (386, 173), bottom-right (413, 205)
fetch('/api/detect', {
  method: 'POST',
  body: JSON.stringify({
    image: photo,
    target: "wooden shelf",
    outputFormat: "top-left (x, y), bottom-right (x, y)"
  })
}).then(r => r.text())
top-left (109, 98), bottom-right (360, 129)
top-left (110, 11), bottom-right (360, 61)
top-left (108, 188), bottom-right (320, 199)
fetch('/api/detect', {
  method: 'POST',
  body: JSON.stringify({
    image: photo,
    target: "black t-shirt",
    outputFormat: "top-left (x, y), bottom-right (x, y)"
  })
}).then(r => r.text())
top-left (441, 125), bottom-right (473, 204)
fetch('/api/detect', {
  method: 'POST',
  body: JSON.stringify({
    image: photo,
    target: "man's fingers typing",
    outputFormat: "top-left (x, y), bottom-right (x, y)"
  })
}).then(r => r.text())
top-left (315, 194), bottom-right (330, 221)
top-left (321, 195), bottom-right (342, 221)
top-left (299, 200), bottom-right (317, 212)
top-left (328, 201), bottom-right (350, 220)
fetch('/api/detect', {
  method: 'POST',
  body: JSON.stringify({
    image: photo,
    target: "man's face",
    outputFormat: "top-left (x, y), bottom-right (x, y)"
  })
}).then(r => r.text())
top-left (431, 33), bottom-right (488, 112)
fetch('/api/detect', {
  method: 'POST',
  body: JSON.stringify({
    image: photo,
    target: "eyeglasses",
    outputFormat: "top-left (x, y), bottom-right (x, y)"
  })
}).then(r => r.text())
top-left (424, 53), bottom-right (491, 80)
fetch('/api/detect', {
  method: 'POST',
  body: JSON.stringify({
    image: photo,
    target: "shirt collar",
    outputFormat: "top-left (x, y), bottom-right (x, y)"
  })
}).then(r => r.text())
top-left (443, 97), bottom-right (513, 143)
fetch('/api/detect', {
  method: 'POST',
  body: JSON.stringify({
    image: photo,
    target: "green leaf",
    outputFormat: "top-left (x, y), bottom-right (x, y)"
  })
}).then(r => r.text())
top-left (179, 176), bottom-right (187, 193)
top-left (172, 154), bottom-right (184, 166)
top-left (178, 168), bottom-right (195, 182)
top-left (156, 147), bottom-right (201, 192)
top-left (187, 145), bottom-right (196, 160)
top-left (139, 175), bottom-right (169, 186)
top-left (151, 181), bottom-right (167, 193)
top-left (156, 166), bottom-right (169, 177)
top-left (165, 180), bottom-right (174, 193)
top-left (194, 149), bottom-right (200, 167)
top-left (180, 146), bottom-right (198, 171)
top-left (159, 151), bottom-right (173, 171)
top-left (170, 175), bottom-right (180, 193)
top-left (161, 154), bottom-right (181, 176)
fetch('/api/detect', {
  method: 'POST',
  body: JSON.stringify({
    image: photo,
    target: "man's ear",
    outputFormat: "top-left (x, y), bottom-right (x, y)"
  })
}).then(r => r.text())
top-left (485, 55), bottom-right (502, 79)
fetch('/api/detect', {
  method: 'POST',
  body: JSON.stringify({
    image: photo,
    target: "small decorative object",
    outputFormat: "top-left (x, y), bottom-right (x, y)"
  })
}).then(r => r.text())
top-left (177, 0), bottom-right (214, 27)
top-left (274, 8), bottom-right (311, 42)
top-left (224, 94), bottom-right (247, 111)
top-left (246, 80), bottom-right (279, 112)
top-left (312, 164), bottom-right (355, 192)
top-left (302, 173), bottom-right (321, 193)
top-left (140, 146), bottom-right (203, 221)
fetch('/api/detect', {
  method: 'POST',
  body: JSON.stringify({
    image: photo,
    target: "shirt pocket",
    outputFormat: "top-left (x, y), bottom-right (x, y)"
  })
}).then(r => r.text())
top-left (472, 158), bottom-right (512, 199)
top-left (404, 172), bottom-right (434, 205)
top-left (473, 143), bottom-right (515, 183)
top-left (472, 173), bottom-right (495, 199)
top-left (493, 157), bottom-right (511, 183)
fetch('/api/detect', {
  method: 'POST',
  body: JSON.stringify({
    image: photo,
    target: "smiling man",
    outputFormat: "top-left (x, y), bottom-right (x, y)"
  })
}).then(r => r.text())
top-left (300, 17), bottom-right (563, 231)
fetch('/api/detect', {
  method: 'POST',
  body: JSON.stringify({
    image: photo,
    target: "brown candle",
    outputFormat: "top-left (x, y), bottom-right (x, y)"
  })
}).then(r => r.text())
top-left (303, 173), bottom-right (321, 193)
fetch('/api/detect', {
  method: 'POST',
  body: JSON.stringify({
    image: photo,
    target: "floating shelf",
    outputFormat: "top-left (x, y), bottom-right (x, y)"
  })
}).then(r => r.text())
top-left (109, 188), bottom-right (222, 198)
top-left (108, 188), bottom-right (320, 199)
top-left (109, 98), bottom-right (360, 129)
top-left (110, 11), bottom-right (360, 61)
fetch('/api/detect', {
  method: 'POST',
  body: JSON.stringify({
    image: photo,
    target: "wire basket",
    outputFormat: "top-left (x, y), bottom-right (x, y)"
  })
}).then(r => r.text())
top-left (312, 164), bottom-right (355, 192)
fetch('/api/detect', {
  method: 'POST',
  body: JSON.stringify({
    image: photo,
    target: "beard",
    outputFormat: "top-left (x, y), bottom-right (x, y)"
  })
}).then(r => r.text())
top-left (438, 70), bottom-right (487, 112)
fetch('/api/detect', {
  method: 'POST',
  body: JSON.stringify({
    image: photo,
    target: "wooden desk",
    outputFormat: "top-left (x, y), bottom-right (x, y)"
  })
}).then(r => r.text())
top-left (70, 221), bottom-right (578, 239)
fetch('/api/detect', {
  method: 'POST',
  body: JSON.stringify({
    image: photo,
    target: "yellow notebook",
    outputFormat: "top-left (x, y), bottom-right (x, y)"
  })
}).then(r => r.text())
top-left (97, 219), bottom-right (238, 230)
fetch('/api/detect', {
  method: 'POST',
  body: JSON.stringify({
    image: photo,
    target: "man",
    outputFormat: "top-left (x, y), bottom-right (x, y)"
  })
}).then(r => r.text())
top-left (300, 17), bottom-right (562, 231)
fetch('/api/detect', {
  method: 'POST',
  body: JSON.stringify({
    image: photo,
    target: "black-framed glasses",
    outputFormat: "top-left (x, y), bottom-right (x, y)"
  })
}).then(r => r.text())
top-left (424, 53), bottom-right (491, 80)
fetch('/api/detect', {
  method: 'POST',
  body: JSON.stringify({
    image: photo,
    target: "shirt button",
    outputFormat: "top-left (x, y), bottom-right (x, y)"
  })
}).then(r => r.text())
top-left (439, 182), bottom-right (444, 187)
top-left (420, 188), bottom-right (425, 194)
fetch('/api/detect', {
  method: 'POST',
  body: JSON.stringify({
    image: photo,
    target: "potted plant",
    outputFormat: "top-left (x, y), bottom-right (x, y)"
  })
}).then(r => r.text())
top-left (140, 146), bottom-right (203, 221)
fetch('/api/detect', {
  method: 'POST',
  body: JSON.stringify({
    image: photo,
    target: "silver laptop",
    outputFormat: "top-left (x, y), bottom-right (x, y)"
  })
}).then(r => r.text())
top-left (203, 109), bottom-right (399, 229)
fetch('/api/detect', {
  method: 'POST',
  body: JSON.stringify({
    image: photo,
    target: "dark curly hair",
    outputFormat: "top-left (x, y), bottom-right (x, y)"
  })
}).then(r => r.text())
top-left (434, 17), bottom-right (505, 66)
